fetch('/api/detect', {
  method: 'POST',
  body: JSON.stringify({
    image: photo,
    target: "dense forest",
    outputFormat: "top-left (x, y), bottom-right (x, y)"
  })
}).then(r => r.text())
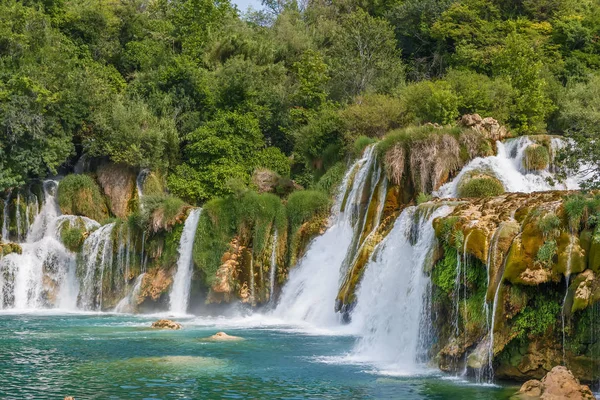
top-left (2, 0), bottom-right (600, 201)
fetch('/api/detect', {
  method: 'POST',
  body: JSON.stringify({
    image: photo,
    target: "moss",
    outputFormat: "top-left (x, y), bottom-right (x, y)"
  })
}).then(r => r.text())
top-left (555, 232), bottom-right (587, 277)
top-left (142, 195), bottom-right (187, 232)
top-left (58, 174), bottom-right (109, 222)
top-left (61, 226), bottom-right (86, 252)
top-left (432, 245), bottom-right (458, 295)
top-left (457, 173), bottom-right (505, 198)
top-left (588, 232), bottom-right (600, 273)
top-left (537, 212), bottom-right (561, 238)
top-left (142, 172), bottom-right (164, 196)
top-left (416, 192), bottom-right (432, 205)
top-left (522, 144), bottom-right (550, 171)
top-left (512, 296), bottom-right (561, 339)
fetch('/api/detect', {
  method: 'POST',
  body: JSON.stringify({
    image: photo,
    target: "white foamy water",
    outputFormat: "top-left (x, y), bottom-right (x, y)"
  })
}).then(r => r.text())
top-left (273, 146), bottom-right (378, 327)
top-left (169, 208), bottom-right (202, 315)
top-left (436, 137), bottom-right (583, 198)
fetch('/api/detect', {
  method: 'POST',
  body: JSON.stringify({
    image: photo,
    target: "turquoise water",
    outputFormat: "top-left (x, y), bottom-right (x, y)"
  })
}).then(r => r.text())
top-left (0, 313), bottom-right (517, 399)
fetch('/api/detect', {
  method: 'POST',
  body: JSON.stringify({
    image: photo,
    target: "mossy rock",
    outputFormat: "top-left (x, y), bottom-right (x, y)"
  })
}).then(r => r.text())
top-left (97, 163), bottom-right (137, 219)
top-left (142, 172), bottom-right (165, 196)
top-left (504, 221), bottom-right (549, 285)
top-left (555, 232), bottom-right (587, 277)
top-left (523, 144), bottom-right (550, 171)
top-left (457, 173), bottom-right (505, 198)
top-left (486, 221), bottom-right (521, 301)
top-left (0, 242), bottom-right (22, 256)
top-left (58, 175), bottom-right (109, 222)
top-left (587, 234), bottom-right (600, 273)
top-left (464, 227), bottom-right (489, 264)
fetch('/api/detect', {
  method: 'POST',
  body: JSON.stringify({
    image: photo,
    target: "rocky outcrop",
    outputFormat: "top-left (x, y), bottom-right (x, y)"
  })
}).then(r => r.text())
top-left (140, 268), bottom-right (172, 302)
top-left (151, 319), bottom-right (182, 330)
top-left (517, 366), bottom-right (595, 399)
top-left (207, 238), bottom-right (244, 304)
top-left (459, 114), bottom-right (511, 142)
top-left (204, 332), bottom-right (243, 341)
top-left (97, 163), bottom-right (137, 218)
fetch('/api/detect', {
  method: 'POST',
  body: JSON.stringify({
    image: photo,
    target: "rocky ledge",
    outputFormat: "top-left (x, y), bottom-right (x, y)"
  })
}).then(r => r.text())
top-left (516, 366), bottom-right (595, 399)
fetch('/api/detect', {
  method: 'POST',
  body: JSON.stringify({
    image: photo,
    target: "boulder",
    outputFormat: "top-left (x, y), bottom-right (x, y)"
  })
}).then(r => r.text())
top-left (97, 163), bottom-right (137, 218)
top-left (151, 319), bottom-right (182, 330)
top-left (204, 332), bottom-right (243, 341)
top-left (459, 114), bottom-right (511, 142)
top-left (517, 366), bottom-right (595, 399)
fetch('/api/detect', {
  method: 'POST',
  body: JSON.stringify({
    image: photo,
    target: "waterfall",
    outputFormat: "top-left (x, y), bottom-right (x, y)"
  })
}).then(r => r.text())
top-left (348, 205), bottom-right (454, 373)
top-left (562, 232), bottom-right (576, 364)
top-left (273, 146), bottom-right (377, 326)
top-left (436, 137), bottom-right (582, 198)
top-left (0, 181), bottom-right (85, 310)
top-left (169, 208), bottom-right (202, 315)
top-left (114, 273), bottom-right (145, 313)
top-left (79, 223), bottom-right (115, 310)
top-left (136, 169), bottom-right (150, 199)
top-left (269, 230), bottom-right (278, 302)
top-left (1, 193), bottom-right (9, 242)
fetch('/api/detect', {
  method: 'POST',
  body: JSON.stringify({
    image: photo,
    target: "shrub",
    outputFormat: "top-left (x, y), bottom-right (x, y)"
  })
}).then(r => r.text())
top-left (536, 240), bottom-right (557, 267)
top-left (141, 195), bottom-right (186, 232)
top-left (513, 297), bottom-right (561, 339)
top-left (457, 173), bottom-right (505, 198)
top-left (253, 147), bottom-right (291, 177)
top-left (564, 194), bottom-right (588, 231)
top-left (537, 213), bottom-right (562, 238)
top-left (340, 94), bottom-right (408, 142)
top-left (315, 162), bottom-right (347, 196)
top-left (402, 80), bottom-right (460, 125)
top-left (142, 172), bottom-right (164, 196)
top-left (416, 192), bottom-right (432, 205)
top-left (523, 144), bottom-right (550, 171)
top-left (57, 175), bottom-right (109, 222)
top-left (286, 190), bottom-right (330, 232)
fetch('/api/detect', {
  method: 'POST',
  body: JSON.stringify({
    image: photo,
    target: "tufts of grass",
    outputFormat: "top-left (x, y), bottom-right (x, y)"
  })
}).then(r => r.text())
top-left (457, 173), bottom-right (504, 198)
top-left (57, 174), bottom-right (109, 222)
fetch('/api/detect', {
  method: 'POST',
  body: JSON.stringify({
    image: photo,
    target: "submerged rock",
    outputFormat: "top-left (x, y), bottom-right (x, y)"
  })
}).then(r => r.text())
top-left (517, 366), bottom-right (594, 399)
top-left (204, 332), bottom-right (243, 341)
top-left (151, 319), bottom-right (182, 330)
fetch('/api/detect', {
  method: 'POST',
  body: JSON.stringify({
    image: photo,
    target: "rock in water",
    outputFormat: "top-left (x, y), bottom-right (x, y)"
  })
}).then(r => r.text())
top-left (205, 332), bottom-right (243, 341)
top-left (517, 366), bottom-right (594, 399)
top-left (151, 319), bottom-right (182, 330)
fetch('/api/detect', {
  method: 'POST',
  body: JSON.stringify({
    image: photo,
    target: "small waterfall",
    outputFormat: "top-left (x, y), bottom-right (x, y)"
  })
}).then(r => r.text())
top-left (348, 205), bottom-right (454, 372)
top-left (269, 230), bottom-right (278, 302)
top-left (562, 232), bottom-right (576, 364)
top-left (15, 193), bottom-right (22, 241)
top-left (136, 169), bottom-right (150, 199)
top-left (169, 208), bottom-right (202, 315)
top-left (273, 147), bottom-right (377, 326)
top-left (1, 193), bottom-right (9, 242)
top-left (0, 181), bottom-right (82, 310)
top-left (249, 255), bottom-right (255, 305)
top-left (114, 273), bottom-right (145, 313)
top-left (79, 223), bottom-right (115, 310)
top-left (436, 137), bottom-right (582, 198)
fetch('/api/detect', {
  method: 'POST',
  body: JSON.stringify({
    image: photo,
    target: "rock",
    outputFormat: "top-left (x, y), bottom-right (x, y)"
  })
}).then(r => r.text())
top-left (151, 319), bottom-right (182, 330)
top-left (97, 163), bottom-right (137, 218)
top-left (517, 366), bottom-right (595, 399)
top-left (252, 168), bottom-right (280, 193)
top-left (64, 397), bottom-right (75, 400)
top-left (459, 114), bottom-right (511, 142)
top-left (205, 332), bottom-right (243, 341)
top-left (140, 269), bottom-right (173, 302)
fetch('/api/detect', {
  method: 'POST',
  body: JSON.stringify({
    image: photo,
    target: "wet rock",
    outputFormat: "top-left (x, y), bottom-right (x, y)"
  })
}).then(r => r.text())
top-left (204, 332), bottom-right (243, 341)
top-left (517, 366), bottom-right (595, 399)
top-left (151, 319), bottom-right (182, 330)
top-left (140, 269), bottom-right (173, 302)
top-left (459, 114), bottom-right (511, 142)
top-left (97, 163), bottom-right (137, 218)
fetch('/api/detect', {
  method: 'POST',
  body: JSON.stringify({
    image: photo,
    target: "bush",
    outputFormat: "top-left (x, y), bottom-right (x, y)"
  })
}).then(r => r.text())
top-left (315, 162), bottom-right (347, 196)
top-left (286, 190), bottom-right (330, 232)
top-left (457, 173), bottom-right (505, 198)
top-left (537, 213), bottom-right (562, 238)
top-left (353, 135), bottom-right (376, 157)
top-left (57, 175), bottom-right (109, 222)
top-left (523, 144), bottom-right (550, 171)
top-left (402, 80), bottom-right (460, 125)
top-left (142, 172), bottom-right (164, 196)
top-left (141, 195), bottom-right (187, 232)
top-left (536, 240), bottom-right (557, 267)
top-left (340, 94), bottom-right (408, 142)
top-left (61, 226), bottom-right (86, 252)
top-left (253, 147), bottom-right (291, 177)
top-left (564, 195), bottom-right (588, 231)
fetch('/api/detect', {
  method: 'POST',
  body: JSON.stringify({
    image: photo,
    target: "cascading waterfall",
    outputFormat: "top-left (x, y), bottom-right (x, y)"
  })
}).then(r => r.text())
top-left (79, 223), bottom-right (115, 310)
top-left (273, 146), bottom-right (378, 326)
top-left (136, 169), bottom-right (150, 200)
top-left (1, 194), bottom-right (9, 242)
top-left (436, 137), bottom-right (582, 198)
top-left (269, 230), bottom-right (278, 303)
top-left (114, 273), bottom-right (145, 313)
top-left (562, 232), bottom-right (576, 364)
top-left (0, 181), bottom-right (89, 310)
top-left (169, 208), bottom-right (202, 315)
top-left (348, 205), bottom-right (454, 373)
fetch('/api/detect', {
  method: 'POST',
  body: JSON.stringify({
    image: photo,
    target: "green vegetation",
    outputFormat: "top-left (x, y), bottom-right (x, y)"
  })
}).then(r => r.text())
top-left (537, 213), bottom-right (562, 238)
top-left (512, 297), bottom-right (561, 339)
top-left (536, 240), bottom-right (557, 267)
top-left (432, 245), bottom-right (458, 295)
top-left (458, 173), bottom-right (505, 198)
top-left (57, 175), bottom-right (108, 222)
top-left (141, 195), bottom-right (187, 232)
top-left (523, 144), bottom-right (550, 171)
top-left (286, 190), bottom-right (330, 233)
top-left (61, 226), bottom-right (86, 252)
top-left (1, 0), bottom-right (598, 197)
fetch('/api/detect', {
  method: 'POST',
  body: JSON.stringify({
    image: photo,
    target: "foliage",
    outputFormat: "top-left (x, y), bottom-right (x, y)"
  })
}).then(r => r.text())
top-left (564, 194), bottom-right (589, 231)
top-left (341, 94), bottom-right (407, 142)
top-left (513, 296), bottom-right (561, 339)
top-left (432, 245), bottom-right (458, 295)
top-left (57, 175), bottom-right (108, 222)
top-left (286, 190), bottom-right (330, 233)
top-left (315, 162), bottom-right (347, 196)
top-left (141, 195), bottom-right (186, 232)
top-left (457, 174), bottom-right (505, 198)
top-left (536, 240), bottom-right (557, 267)
top-left (537, 213), bottom-right (562, 238)
top-left (523, 144), bottom-right (550, 171)
top-left (416, 192), bottom-right (433, 205)
top-left (353, 136), bottom-right (376, 157)
top-left (61, 226), bottom-right (86, 252)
